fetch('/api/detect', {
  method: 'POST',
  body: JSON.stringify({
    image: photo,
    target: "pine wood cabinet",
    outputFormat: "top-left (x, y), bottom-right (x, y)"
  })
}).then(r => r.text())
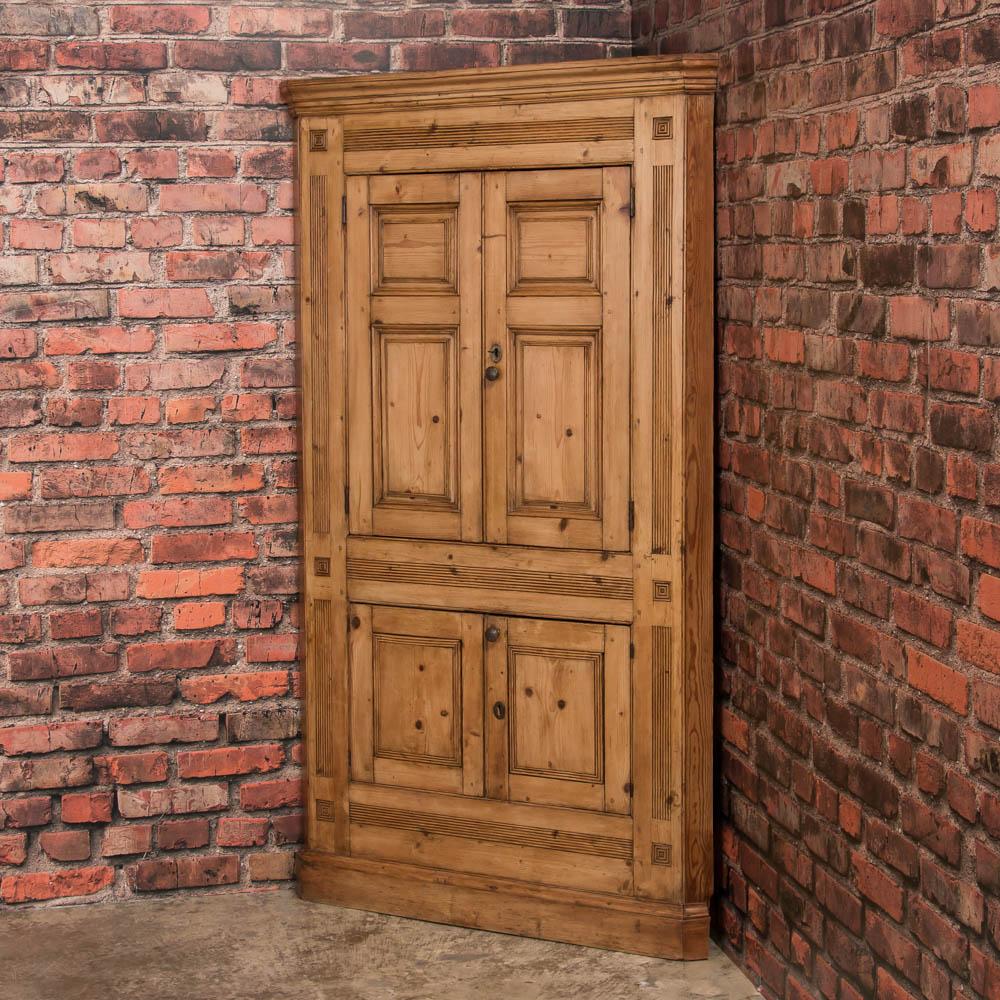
top-left (285, 55), bottom-right (717, 960)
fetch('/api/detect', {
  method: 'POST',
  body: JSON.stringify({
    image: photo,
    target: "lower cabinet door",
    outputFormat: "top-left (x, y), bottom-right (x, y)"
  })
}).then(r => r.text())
top-left (485, 616), bottom-right (632, 815)
top-left (348, 604), bottom-right (484, 796)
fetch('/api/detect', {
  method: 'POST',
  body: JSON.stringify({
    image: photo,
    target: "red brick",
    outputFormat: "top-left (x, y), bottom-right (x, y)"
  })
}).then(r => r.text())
top-left (0, 797), bottom-right (51, 829)
top-left (50, 608), bottom-right (103, 640)
top-left (150, 531), bottom-right (257, 564)
top-left (107, 713), bottom-right (218, 747)
top-left (7, 153), bottom-right (64, 184)
top-left (55, 42), bottom-right (166, 70)
top-left (110, 6), bottom-right (212, 34)
top-left (979, 575), bottom-right (1000, 624)
top-left (0, 833), bottom-right (27, 866)
top-left (247, 852), bottom-right (293, 882)
top-left (0, 721), bottom-right (102, 756)
top-left (7, 432), bottom-right (118, 463)
top-left (179, 671), bottom-right (289, 705)
top-left (897, 497), bottom-right (957, 551)
top-left (117, 783), bottom-right (228, 819)
top-left (1, 755), bottom-right (96, 792)
top-left (176, 854), bottom-right (239, 888)
top-left (158, 463), bottom-right (264, 495)
top-left (61, 791), bottom-right (113, 824)
top-left (286, 42), bottom-right (391, 72)
top-left (962, 516), bottom-right (1000, 570)
top-left (177, 744), bottom-right (282, 778)
top-left (96, 752), bottom-right (168, 786)
top-left (975, 681), bottom-right (1000, 732)
top-left (110, 606), bottom-right (162, 637)
top-left (1, 865), bottom-right (113, 903)
top-left (126, 638), bottom-right (235, 673)
top-left (8, 644), bottom-right (118, 682)
top-left (40, 829), bottom-right (91, 862)
top-left (888, 295), bottom-right (949, 341)
top-left (174, 602), bottom-right (227, 631)
top-left (101, 824), bottom-right (153, 857)
top-left (136, 567), bottom-right (244, 599)
top-left (240, 777), bottom-right (302, 811)
top-left (123, 497), bottom-right (232, 529)
top-left (118, 288), bottom-right (213, 319)
top-left (157, 819), bottom-right (209, 851)
top-left (32, 538), bottom-right (143, 568)
top-left (907, 647), bottom-right (968, 715)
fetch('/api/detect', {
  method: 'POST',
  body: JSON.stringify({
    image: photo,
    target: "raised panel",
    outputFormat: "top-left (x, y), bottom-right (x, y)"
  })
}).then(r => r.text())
top-left (509, 648), bottom-right (602, 782)
top-left (373, 634), bottom-right (461, 767)
top-left (372, 326), bottom-right (457, 511)
top-left (508, 202), bottom-right (600, 295)
top-left (373, 206), bottom-right (457, 295)
top-left (511, 329), bottom-right (599, 517)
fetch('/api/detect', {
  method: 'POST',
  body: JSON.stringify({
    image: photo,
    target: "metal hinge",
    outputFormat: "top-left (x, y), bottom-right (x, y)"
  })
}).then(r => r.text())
top-left (629, 186), bottom-right (635, 218)
top-left (628, 499), bottom-right (635, 532)
top-left (341, 194), bottom-right (347, 225)
top-left (344, 485), bottom-right (350, 515)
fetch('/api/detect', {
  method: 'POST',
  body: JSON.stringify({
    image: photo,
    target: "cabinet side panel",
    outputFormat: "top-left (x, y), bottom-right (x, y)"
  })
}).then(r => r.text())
top-left (682, 94), bottom-right (715, 906)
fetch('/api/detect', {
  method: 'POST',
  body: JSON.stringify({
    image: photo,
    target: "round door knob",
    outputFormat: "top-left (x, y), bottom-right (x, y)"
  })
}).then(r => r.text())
top-left (485, 626), bottom-right (500, 642)
top-left (484, 365), bottom-right (500, 382)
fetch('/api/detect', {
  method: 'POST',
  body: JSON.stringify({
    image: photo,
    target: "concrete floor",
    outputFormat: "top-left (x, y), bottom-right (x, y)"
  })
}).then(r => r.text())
top-left (2, 888), bottom-right (759, 1000)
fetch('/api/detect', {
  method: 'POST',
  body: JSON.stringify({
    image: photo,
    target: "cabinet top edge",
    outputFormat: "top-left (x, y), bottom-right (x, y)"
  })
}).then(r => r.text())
top-left (283, 54), bottom-right (719, 117)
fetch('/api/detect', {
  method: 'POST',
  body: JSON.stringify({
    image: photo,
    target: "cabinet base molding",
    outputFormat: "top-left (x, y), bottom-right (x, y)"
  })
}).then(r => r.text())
top-left (297, 850), bottom-right (710, 960)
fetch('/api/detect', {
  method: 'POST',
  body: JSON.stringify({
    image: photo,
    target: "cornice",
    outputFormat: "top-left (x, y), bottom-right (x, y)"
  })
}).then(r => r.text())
top-left (282, 54), bottom-right (719, 117)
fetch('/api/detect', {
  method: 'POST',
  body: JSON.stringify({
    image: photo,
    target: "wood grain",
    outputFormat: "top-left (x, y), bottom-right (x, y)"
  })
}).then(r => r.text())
top-left (681, 95), bottom-right (715, 905)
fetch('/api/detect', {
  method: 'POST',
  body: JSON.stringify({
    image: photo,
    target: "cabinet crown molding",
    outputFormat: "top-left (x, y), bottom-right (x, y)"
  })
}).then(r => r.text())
top-left (282, 54), bottom-right (719, 116)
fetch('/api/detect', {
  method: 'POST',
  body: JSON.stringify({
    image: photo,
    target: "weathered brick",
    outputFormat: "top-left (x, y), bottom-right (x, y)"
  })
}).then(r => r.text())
top-left (1, 866), bottom-right (113, 904)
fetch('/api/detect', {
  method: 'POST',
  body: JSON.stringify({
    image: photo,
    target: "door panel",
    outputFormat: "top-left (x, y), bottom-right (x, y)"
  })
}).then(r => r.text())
top-left (347, 173), bottom-right (482, 542)
top-left (512, 330), bottom-right (597, 516)
top-left (485, 616), bottom-right (631, 814)
top-left (374, 328), bottom-right (456, 507)
top-left (349, 605), bottom-right (484, 796)
top-left (484, 167), bottom-right (631, 550)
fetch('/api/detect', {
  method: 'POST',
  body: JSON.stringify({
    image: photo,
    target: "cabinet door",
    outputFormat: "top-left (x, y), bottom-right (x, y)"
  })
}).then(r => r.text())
top-left (349, 605), bottom-right (484, 796)
top-left (483, 168), bottom-right (631, 550)
top-left (484, 616), bottom-right (631, 814)
top-left (346, 173), bottom-right (483, 541)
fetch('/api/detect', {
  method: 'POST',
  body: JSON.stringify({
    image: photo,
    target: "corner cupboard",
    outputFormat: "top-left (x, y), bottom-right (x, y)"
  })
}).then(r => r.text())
top-left (285, 55), bottom-right (717, 959)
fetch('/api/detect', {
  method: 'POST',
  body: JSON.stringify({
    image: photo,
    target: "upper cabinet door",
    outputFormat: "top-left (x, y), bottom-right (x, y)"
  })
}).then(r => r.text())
top-left (484, 168), bottom-right (631, 551)
top-left (347, 173), bottom-right (483, 542)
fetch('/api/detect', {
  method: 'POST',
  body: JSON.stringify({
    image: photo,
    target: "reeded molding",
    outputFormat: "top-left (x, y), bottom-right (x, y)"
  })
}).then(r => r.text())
top-left (283, 55), bottom-right (719, 116)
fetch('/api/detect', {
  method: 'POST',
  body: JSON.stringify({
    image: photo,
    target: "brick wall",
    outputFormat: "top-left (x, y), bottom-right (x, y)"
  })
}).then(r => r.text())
top-left (0, 2), bottom-right (631, 907)
top-left (635, 1), bottom-right (1000, 998)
